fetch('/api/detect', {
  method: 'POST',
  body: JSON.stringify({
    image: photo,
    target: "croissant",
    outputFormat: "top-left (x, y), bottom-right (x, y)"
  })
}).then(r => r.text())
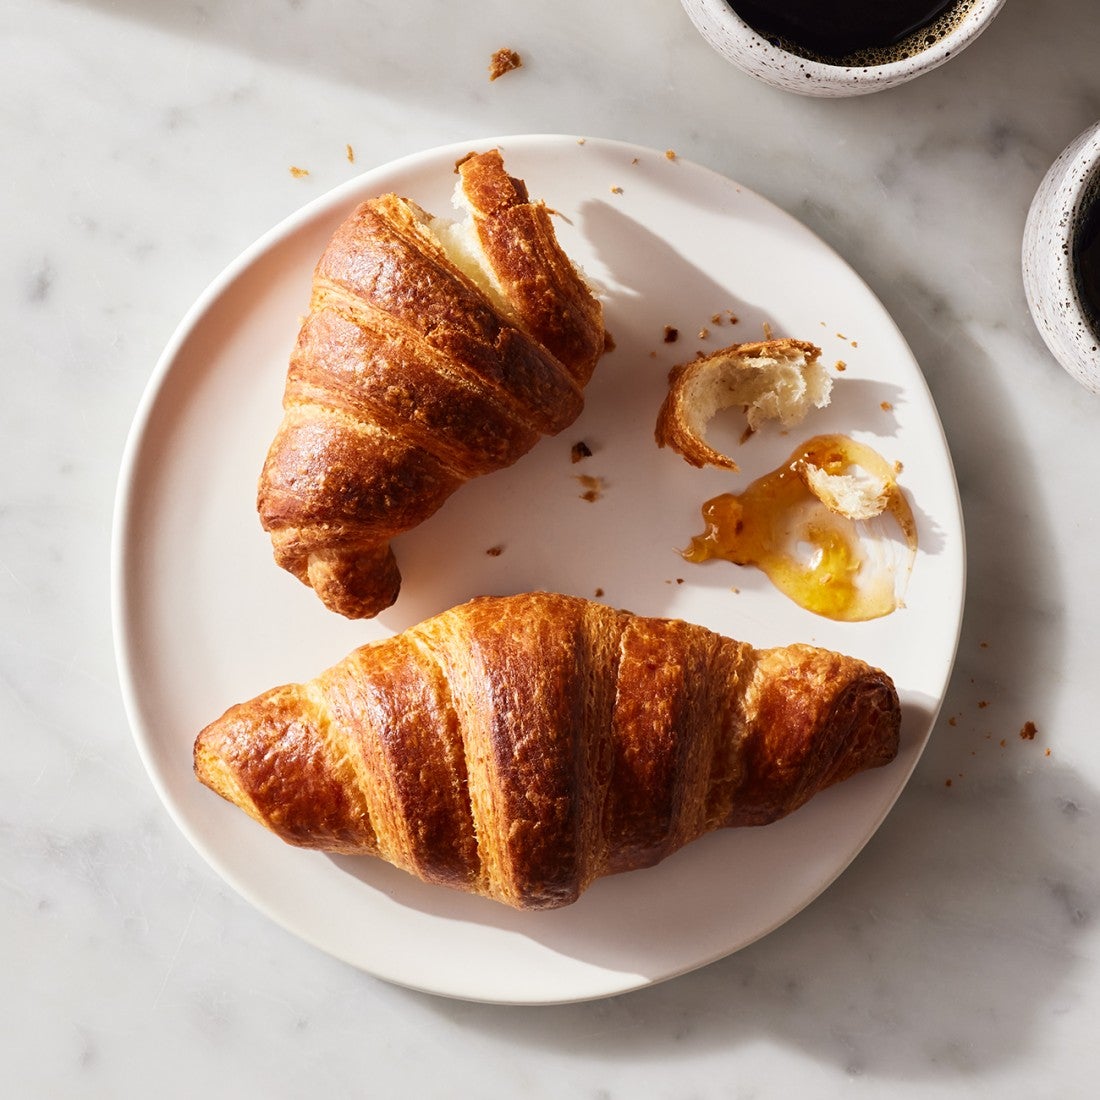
top-left (194, 592), bottom-right (900, 910)
top-left (258, 150), bottom-right (605, 619)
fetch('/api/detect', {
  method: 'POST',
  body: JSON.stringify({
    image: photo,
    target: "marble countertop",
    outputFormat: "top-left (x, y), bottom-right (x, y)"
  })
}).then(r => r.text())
top-left (5, 0), bottom-right (1099, 1093)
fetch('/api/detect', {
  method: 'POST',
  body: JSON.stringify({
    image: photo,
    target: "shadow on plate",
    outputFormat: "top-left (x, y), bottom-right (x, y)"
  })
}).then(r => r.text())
top-left (328, 695), bottom-right (939, 991)
top-left (398, 217), bottom-right (1081, 1085)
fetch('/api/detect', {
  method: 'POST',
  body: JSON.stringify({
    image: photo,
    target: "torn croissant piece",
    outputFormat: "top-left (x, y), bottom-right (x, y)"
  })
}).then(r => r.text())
top-left (799, 457), bottom-right (890, 520)
top-left (194, 592), bottom-right (901, 910)
top-left (655, 338), bottom-right (832, 470)
top-left (258, 150), bottom-right (606, 619)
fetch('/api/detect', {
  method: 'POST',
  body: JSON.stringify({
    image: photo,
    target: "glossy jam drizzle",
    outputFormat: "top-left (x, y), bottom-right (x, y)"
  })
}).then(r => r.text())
top-left (684, 434), bottom-right (917, 622)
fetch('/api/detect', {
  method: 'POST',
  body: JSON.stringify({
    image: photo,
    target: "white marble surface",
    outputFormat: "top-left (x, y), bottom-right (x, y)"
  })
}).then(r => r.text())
top-left (4, 0), bottom-right (1100, 1093)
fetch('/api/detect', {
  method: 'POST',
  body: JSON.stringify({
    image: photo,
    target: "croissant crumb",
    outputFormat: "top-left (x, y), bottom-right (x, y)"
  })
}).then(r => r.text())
top-left (488, 48), bottom-right (522, 81)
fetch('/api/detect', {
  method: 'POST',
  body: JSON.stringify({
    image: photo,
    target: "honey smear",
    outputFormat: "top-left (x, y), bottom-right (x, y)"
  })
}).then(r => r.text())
top-left (683, 434), bottom-right (917, 622)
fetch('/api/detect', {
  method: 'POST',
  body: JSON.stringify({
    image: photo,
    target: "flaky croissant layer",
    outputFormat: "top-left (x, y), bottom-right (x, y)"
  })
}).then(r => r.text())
top-left (194, 593), bottom-right (901, 910)
top-left (257, 150), bottom-right (606, 619)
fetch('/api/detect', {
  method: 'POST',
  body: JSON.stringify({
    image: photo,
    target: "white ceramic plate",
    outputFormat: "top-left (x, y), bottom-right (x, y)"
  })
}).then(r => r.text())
top-left (113, 134), bottom-right (965, 1004)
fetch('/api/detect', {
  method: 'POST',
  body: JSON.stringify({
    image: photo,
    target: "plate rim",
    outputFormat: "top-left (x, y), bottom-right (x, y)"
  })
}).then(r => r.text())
top-left (111, 132), bottom-right (967, 1004)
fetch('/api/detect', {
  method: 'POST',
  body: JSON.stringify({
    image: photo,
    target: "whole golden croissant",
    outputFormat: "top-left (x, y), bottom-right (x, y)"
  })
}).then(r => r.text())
top-left (194, 593), bottom-right (901, 910)
top-left (258, 150), bottom-right (605, 619)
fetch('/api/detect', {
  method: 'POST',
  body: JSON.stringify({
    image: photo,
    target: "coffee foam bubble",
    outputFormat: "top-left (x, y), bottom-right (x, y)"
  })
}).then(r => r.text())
top-left (763, 0), bottom-right (976, 68)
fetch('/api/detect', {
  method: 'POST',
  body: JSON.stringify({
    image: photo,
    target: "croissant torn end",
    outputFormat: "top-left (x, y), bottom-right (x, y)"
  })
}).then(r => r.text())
top-left (256, 150), bottom-right (606, 619)
top-left (655, 337), bottom-right (832, 470)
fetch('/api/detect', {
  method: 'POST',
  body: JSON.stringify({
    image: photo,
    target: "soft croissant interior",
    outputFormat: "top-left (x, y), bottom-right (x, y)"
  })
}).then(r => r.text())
top-left (426, 191), bottom-right (519, 326)
top-left (656, 338), bottom-right (832, 470)
top-left (256, 149), bottom-right (606, 620)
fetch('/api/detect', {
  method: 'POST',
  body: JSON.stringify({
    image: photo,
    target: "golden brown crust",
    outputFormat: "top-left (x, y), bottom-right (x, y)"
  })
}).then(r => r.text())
top-left (194, 592), bottom-right (901, 909)
top-left (457, 151), bottom-right (605, 387)
top-left (257, 152), bottom-right (605, 619)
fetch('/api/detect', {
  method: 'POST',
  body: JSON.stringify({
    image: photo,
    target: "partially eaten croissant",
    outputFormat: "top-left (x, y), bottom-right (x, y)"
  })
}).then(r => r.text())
top-left (194, 592), bottom-right (901, 910)
top-left (258, 150), bottom-right (606, 619)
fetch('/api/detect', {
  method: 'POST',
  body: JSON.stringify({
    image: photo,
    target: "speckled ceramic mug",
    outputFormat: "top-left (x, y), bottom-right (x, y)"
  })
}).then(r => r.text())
top-left (1022, 122), bottom-right (1100, 395)
top-left (679, 0), bottom-right (1005, 97)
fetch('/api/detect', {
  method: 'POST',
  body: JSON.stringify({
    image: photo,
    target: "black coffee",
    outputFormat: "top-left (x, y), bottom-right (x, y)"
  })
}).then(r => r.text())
top-left (1075, 184), bottom-right (1100, 338)
top-left (729, 0), bottom-right (972, 66)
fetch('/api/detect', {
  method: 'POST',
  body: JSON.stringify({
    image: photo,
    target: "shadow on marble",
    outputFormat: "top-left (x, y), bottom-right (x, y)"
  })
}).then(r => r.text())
top-left (397, 255), bottom-right (1085, 1081)
top-left (395, 747), bottom-right (1095, 1080)
top-left (62, 0), bottom-right (1100, 175)
top-left (61, 0), bottom-right (451, 97)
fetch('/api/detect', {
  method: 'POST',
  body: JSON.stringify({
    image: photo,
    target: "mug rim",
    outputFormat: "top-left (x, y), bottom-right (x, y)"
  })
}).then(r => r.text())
top-left (1022, 121), bottom-right (1100, 392)
top-left (685, 0), bottom-right (1006, 82)
top-left (1061, 154), bottom-right (1100, 329)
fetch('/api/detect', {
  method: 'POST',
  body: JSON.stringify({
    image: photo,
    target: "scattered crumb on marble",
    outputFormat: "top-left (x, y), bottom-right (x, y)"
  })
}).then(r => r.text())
top-left (488, 48), bottom-right (522, 81)
top-left (570, 440), bottom-right (593, 463)
top-left (486, 545), bottom-right (503, 557)
top-left (836, 360), bottom-right (847, 371)
top-left (1020, 721), bottom-right (1038, 741)
top-left (881, 401), bottom-right (894, 411)
top-left (345, 144), bottom-right (355, 163)
top-left (663, 325), bottom-right (679, 343)
top-left (610, 185), bottom-right (623, 194)
top-left (289, 166), bottom-right (309, 178)
top-left (594, 587), bottom-right (604, 597)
